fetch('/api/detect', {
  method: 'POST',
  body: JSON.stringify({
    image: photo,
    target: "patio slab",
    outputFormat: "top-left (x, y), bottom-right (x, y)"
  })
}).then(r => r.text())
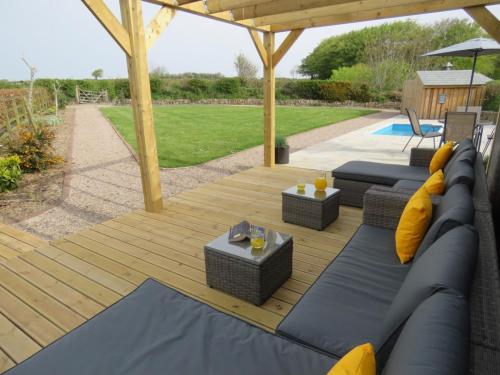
top-left (290, 114), bottom-right (494, 171)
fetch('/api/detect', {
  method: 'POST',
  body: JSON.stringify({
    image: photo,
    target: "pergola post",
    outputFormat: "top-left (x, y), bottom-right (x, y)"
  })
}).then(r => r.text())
top-left (250, 29), bottom-right (303, 168)
top-left (120, 0), bottom-right (163, 212)
top-left (263, 32), bottom-right (276, 168)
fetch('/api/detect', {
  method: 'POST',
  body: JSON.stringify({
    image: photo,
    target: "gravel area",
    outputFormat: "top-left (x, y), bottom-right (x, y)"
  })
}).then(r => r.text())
top-left (15, 104), bottom-right (395, 240)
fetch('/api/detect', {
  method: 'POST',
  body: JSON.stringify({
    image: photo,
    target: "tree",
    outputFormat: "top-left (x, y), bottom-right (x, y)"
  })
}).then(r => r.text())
top-left (234, 53), bottom-right (258, 83)
top-left (91, 69), bottom-right (103, 80)
top-left (150, 66), bottom-right (169, 78)
top-left (21, 57), bottom-right (37, 113)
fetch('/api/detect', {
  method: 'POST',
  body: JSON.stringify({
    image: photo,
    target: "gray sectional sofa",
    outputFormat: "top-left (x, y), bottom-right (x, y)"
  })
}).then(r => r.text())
top-left (6, 140), bottom-right (499, 375)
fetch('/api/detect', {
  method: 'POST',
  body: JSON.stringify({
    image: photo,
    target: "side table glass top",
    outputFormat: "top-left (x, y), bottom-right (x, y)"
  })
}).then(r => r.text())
top-left (282, 184), bottom-right (340, 202)
top-left (205, 229), bottom-right (292, 265)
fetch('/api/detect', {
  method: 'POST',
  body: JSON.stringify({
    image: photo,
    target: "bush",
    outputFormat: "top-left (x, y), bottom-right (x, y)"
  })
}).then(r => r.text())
top-left (318, 81), bottom-right (352, 102)
top-left (331, 63), bottom-right (373, 87)
top-left (350, 84), bottom-right (372, 102)
top-left (184, 78), bottom-right (210, 96)
top-left (281, 80), bottom-right (322, 100)
top-left (0, 155), bottom-right (22, 192)
top-left (9, 124), bottom-right (63, 172)
top-left (214, 78), bottom-right (241, 96)
top-left (484, 80), bottom-right (500, 111)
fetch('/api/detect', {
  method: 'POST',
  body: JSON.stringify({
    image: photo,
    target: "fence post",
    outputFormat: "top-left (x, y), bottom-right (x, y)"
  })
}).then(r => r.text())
top-left (75, 85), bottom-right (80, 104)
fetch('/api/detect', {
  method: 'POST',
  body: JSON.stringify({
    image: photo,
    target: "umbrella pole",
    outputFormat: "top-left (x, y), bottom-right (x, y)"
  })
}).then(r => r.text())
top-left (466, 51), bottom-right (478, 111)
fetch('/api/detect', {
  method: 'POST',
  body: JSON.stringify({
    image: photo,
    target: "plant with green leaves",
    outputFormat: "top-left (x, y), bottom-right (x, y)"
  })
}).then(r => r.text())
top-left (0, 155), bottom-right (22, 192)
top-left (275, 135), bottom-right (288, 148)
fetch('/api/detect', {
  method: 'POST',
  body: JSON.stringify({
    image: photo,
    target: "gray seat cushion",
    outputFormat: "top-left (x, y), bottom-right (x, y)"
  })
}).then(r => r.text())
top-left (332, 161), bottom-right (429, 186)
top-left (277, 225), bottom-right (410, 358)
top-left (392, 179), bottom-right (423, 191)
top-left (416, 183), bottom-right (474, 257)
top-left (376, 225), bottom-right (478, 362)
top-left (6, 279), bottom-right (335, 375)
top-left (444, 158), bottom-right (475, 190)
top-left (382, 290), bottom-right (470, 375)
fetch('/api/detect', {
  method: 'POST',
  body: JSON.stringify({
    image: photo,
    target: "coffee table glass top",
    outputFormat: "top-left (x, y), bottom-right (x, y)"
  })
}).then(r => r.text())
top-left (205, 229), bottom-right (292, 265)
top-left (282, 184), bottom-right (340, 202)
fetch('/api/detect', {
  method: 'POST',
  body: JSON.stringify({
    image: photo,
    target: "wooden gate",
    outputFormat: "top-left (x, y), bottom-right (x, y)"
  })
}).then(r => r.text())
top-left (75, 85), bottom-right (109, 104)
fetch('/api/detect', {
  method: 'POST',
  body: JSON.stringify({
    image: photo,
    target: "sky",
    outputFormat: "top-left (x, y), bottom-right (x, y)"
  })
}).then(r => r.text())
top-left (1, 2), bottom-right (499, 81)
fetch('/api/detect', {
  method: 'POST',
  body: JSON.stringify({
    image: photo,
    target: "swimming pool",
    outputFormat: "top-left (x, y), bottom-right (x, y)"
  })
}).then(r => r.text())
top-left (373, 123), bottom-right (442, 136)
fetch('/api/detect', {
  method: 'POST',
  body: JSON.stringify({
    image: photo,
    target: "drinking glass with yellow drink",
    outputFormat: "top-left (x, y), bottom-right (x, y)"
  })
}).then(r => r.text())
top-left (297, 179), bottom-right (306, 192)
top-left (250, 226), bottom-right (265, 250)
top-left (314, 172), bottom-right (327, 191)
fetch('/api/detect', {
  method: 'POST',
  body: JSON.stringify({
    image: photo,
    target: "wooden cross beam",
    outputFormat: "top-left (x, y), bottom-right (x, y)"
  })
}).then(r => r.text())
top-left (145, 6), bottom-right (175, 49)
top-left (465, 6), bottom-right (500, 42)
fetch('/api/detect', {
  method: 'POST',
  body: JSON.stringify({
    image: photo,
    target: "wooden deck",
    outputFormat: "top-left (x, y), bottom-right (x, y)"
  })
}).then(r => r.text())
top-left (0, 166), bottom-right (362, 372)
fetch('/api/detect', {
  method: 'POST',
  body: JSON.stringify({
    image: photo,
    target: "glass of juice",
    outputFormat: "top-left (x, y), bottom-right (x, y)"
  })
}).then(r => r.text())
top-left (250, 227), bottom-right (265, 250)
top-left (297, 180), bottom-right (306, 192)
top-left (314, 173), bottom-right (327, 192)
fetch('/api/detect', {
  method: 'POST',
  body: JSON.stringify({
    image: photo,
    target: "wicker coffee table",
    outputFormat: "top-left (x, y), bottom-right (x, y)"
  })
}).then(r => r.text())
top-left (282, 184), bottom-right (341, 230)
top-left (204, 230), bottom-right (293, 305)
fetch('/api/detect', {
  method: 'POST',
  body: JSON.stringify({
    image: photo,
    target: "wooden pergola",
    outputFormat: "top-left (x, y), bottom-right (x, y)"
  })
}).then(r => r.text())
top-left (81, 0), bottom-right (500, 213)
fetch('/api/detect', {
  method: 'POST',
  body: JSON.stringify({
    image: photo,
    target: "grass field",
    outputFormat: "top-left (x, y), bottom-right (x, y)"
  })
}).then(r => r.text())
top-left (101, 105), bottom-right (376, 168)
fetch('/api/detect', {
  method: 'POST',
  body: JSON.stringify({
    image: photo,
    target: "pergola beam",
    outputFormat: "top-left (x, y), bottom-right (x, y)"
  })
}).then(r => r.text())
top-left (143, 0), bottom-right (269, 31)
top-left (269, 0), bottom-right (500, 31)
top-left (206, 0), bottom-right (274, 13)
top-left (248, 30), bottom-right (268, 67)
top-left (145, 6), bottom-right (175, 50)
top-left (232, 0), bottom-right (354, 21)
top-left (82, 0), bottom-right (132, 56)
top-left (465, 6), bottom-right (500, 42)
top-left (263, 32), bottom-right (276, 168)
top-left (273, 29), bottom-right (304, 68)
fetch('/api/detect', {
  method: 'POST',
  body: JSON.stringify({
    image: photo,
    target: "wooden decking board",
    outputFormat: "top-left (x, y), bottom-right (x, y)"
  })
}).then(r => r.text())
top-left (0, 166), bottom-right (362, 368)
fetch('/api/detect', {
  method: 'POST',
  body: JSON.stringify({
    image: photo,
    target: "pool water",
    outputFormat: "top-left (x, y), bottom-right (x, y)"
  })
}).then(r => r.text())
top-left (373, 123), bottom-right (442, 136)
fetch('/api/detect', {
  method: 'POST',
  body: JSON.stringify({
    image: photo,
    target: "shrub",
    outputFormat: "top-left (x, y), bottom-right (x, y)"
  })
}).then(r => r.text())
top-left (9, 124), bottom-right (63, 172)
top-left (319, 81), bottom-right (352, 102)
top-left (281, 80), bottom-right (322, 100)
top-left (331, 63), bottom-right (373, 86)
top-left (214, 78), bottom-right (241, 96)
top-left (484, 80), bottom-right (500, 111)
top-left (275, 135), bottom-right (288, 147)
top-left (0, 155), bottom-right (22, 192)
top-left (350, 84), bottom-right (372, 102)
top-left (184, 78), bottom-right (210, 96)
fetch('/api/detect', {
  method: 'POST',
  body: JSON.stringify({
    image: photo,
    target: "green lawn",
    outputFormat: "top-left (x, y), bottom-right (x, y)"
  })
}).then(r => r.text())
top-left (101, 105), bottom-right (376, 168)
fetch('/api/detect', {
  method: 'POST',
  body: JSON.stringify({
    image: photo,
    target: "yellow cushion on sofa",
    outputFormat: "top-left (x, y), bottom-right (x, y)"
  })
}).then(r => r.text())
top-left (395, 187), bottom-right (432, 264)
top-left (326, 343), bottom-right (376, 375)
top-left (423, 169), bottom-right (445, 195)
top-left (429, 142), bottom-right (454, 174)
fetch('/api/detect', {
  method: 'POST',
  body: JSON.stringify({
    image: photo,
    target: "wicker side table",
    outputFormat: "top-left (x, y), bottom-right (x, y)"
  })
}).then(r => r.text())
top-left (282, 184), bottom-right (341, 230)
top-left (204, 230), bottom-right (293, 305)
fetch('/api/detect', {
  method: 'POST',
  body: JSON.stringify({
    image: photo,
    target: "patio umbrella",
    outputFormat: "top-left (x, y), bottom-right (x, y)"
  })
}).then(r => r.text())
top-left (422, 38), bottom-right (500, 110)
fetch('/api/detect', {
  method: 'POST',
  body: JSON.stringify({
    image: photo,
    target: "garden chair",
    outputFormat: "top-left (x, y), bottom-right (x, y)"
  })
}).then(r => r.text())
top-left (402, 108), bottom-right (442, 152)
top-left (441, 111), bottom-right (477, 146)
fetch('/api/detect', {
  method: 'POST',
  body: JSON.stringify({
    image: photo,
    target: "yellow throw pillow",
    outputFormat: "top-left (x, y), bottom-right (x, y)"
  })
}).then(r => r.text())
top-left (327, 343), bottom-right (376, 375)
top-left (395, 188), bottom-right (432, 264)
top-left (429, 141), bottom-right (454, 174)
top-left (423, 169), bottom-right (445, 195)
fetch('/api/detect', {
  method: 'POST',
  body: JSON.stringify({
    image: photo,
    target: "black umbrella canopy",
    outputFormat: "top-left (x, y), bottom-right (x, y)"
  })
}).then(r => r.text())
top-left (422, 38), bottom-right (500, 110)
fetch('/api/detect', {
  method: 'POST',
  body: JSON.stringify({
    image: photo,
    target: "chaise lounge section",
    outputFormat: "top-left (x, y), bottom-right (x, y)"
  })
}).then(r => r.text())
top-left (332, 139), bottom-right (476, 207)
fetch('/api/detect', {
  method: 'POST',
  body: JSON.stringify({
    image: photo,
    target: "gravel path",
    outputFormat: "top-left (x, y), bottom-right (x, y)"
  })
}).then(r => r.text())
top-left (15, 104), bottom-right (395, 240)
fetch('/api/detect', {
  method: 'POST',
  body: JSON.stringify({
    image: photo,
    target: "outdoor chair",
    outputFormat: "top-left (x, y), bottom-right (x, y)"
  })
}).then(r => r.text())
top-left (457, 106), bottom-right (482, 124)
top-left (402, 108), bottom-right (442, 152)
top-left (442, 111), bottom-right (477, 145)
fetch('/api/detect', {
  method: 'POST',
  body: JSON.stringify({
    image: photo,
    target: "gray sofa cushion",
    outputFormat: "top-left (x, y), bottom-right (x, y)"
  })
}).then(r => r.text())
top-left (376, 225), bottom-right (477, 360)
top-left (416, 183), bottom-right (474, 257)
top-left (382, 290), bottom-right (470, 375)
top-left (6, 279), bottom-right (335, 375)
top-left (392, 179), bottom-right (423, 191)
top-left (444, 158), bottom-right (475, 190)
top-left (277, 225), bottom-right (410, 358)
top-left (332, 161), bottom-right (429, 186)
top-left (444, 139), bottom-right (475, 175)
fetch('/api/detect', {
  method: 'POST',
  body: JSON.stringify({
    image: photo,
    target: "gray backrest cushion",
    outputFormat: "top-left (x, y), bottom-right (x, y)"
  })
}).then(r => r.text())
top-left (382, 290), bottom-right (470, 375)
top-left (444, 158), bottom-right (475, 190)
top-left (444, 139), bottom-right (475, 175)
top-left (416, 183), bottom-right (474, 256)
top-left (376, 225), bottom-right (477, 365)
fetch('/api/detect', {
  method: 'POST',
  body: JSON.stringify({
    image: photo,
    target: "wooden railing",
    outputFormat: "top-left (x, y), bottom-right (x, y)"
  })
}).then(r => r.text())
top-left (76, 85), bottom-right (109, 104)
